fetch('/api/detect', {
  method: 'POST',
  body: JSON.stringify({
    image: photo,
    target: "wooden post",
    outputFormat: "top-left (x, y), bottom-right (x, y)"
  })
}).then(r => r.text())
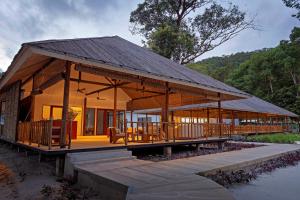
top-left (206, 108), bottom-right (209, 139)
top-left (130, 111), bottom-right (134, 141)
top-left (113, 81), bottom-right (117, 127)
top-left (190, 111), bottom-right (193, 139)
top-left (83, 97), bottom-right (87, 135)
top-left (124, 111), bottom-right (128, 145)
top-left (231, 111), bottom-right (234, 137)
top-left (218, 93), bottom-right (222, 138)
top-left (162, 82), bottom-right (169, 141)
top-left (171, 111), bottom-right (175, 142)
top-left (60, 61), bottom-right (71, 148)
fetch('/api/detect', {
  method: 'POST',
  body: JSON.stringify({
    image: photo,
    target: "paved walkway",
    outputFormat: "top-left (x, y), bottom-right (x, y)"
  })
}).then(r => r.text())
top-left (69, 143), bottom-right (300, 200)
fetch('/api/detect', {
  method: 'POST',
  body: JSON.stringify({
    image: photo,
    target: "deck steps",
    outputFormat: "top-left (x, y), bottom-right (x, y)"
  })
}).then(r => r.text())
top-left (64, 149), bottom-right (135, 177)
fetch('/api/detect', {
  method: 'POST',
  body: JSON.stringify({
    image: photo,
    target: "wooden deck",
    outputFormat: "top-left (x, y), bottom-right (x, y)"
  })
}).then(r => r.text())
top-left (70, 143), bottom-right (300, 200)
top-left (15, 136), bottom-right (228, 155)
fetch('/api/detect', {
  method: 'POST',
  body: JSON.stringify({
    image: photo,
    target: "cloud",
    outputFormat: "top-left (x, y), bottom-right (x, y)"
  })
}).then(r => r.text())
top-left (0, 0), bottom-right (141, 71)
top-left (0, 0), bottom-right (299, 71)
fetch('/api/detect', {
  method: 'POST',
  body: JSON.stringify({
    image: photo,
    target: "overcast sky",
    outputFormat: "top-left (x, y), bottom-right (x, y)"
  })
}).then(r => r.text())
top-left (0, 0), bottom-right (299, 71)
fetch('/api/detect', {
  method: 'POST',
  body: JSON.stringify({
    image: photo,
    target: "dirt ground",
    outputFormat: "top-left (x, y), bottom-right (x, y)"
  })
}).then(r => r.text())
top-left (0, 143), bottom-right (100, 200)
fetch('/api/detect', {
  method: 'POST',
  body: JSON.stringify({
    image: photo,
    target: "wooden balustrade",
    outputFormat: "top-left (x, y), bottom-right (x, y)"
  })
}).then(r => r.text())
top-left (18, 119), bottom-right (289, 149)
top-left (17, 119), bottom-right (71, 150)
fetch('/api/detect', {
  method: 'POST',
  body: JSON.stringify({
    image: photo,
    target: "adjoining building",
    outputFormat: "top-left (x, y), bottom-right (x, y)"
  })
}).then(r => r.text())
top-left (134, 96), bottom-right (299, 138)
top-left (0, 36), bottom-right (297, 154)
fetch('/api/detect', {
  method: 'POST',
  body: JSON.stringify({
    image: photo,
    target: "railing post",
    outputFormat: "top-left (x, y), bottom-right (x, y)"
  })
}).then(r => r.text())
top-left (173, 122), bottom-right (175, 143)
top-left (124, 118), bottom-right (128, 146)
top-left (68, 119), bottom-right (72, 149)
top-left (151, 122), bottom-right (154, 144)
top-left (49, 118), bottom-right (53, 150)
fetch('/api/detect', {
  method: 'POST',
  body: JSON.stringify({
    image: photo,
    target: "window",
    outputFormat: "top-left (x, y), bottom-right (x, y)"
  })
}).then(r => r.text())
top-left (0, 101), bottom-right (6, 135)
top-left (0, 101), bottom-right (6, 124)
top-left (42, 105), bottom-right (62, 120)
top-left (84, 108), bottom-right (95, 136)
top-left (42, 105), bottom-right (51, 120)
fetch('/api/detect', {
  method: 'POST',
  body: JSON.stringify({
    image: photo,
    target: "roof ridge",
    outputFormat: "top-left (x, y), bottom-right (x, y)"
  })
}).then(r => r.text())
top-left (23, 35), bottom-right (119, 46)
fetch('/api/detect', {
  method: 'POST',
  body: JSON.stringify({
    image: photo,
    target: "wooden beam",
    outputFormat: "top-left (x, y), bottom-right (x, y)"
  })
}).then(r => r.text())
top-left (113, 81), bottom-right (117, 127)
top-left (218, 93), bottom-right (222, 137)
top-left (21, 58), bottom-right (56, 86)
top-left (75, 64), bottom-right (151, 86)
top-left (75, 65), bottom-right (225, 101)
top-left (119, 86), bottom-right (165, 95)
top-left (131, 94), bottom-right (165, 101)
top-left (38, 72), bottom-right (64, 91)
top-left (83, 97), bottom-right (87, 135)
top-left (69, 78), bottom-right (112, 87)
top-left (86, 85), bottom-right (114, 96)
top-left (162, 82), bottom-right (169, 141)
top-left (105, 77), bottom-right (114, 85)
top-left (86, 81), bottom-right (130, 96)
top-left (60, 61), bottom-right (71, 148)
top-left (206, 108), bottom-right (209, 139)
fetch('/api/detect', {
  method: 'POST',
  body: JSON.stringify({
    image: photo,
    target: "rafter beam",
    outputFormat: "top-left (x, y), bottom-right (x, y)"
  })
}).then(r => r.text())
top-left (69, 78), bottom-right (112, 87)
top-left (85, 81), bottom-right (130, 96)
top-left (119, 86), bottom-right (165, 95)
top-left (32, 72), bottom-right (64, 94)
top-left (131, 94), bottom-right (165, 101)
top-left (22, 58), bottom-right (56, 86)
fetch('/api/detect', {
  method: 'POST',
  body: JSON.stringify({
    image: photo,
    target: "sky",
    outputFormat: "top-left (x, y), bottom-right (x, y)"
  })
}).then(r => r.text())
top-left (0, 0), bottom-right (299, 71)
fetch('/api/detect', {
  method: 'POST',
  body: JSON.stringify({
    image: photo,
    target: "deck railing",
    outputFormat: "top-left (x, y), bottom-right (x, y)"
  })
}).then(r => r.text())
top-left (17, 119), bottom-right (72, 150)
top-left (18, 119), bottom-right (289, 148)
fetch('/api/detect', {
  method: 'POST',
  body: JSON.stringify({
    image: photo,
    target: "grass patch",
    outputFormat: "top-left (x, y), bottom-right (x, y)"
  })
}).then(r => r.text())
top-left (246, 133), bottom-right (300, 144)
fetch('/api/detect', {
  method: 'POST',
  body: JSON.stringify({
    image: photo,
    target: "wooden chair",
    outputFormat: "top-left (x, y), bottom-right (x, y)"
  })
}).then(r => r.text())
top-left (107, 127), bottom-right (126, 144)
top-left (144, 125), bottom-right (162, 142)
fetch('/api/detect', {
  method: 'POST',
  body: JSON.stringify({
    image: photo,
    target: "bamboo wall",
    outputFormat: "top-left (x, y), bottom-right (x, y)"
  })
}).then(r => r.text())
top-left (0, 81), bottom-right (21, 143)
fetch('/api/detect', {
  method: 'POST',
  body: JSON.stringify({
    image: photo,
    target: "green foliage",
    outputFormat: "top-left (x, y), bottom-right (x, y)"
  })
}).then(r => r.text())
top-left (130, 0), bottom-right (254, 64)
top-left (188, 27), bottom-right (300, 115)
top-left (246, 133), bottom-right (300, 144)
top-left (283, 0), bottom-right (300, 20)
top-left (188, 51), bottom-right (254, 82)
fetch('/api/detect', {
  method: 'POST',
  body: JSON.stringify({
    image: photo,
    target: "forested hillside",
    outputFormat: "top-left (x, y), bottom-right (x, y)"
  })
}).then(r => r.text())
top-left (188, 27), bottom-right (300, 115)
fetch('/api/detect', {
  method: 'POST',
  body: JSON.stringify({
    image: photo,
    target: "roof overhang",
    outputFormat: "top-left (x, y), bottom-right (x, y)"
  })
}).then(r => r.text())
top-left (0, 45), bottom-right (249, 99)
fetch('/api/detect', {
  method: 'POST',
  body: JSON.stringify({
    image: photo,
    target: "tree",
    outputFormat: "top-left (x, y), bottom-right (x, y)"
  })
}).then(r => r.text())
top-left (283, 0), bottom-right (300, 20)
top-left (188, 27), bottom-right (300, 114)
top-left (280, 27), bottom-right (300, 97)
top-left (130, 0), bottom-right (255, 64)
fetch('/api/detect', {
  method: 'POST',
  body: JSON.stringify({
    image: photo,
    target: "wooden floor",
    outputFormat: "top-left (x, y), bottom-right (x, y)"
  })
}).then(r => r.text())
top-left (16, 136), bottom-right (228, 155)
top-left (72, 143), bottom-right (300, 200)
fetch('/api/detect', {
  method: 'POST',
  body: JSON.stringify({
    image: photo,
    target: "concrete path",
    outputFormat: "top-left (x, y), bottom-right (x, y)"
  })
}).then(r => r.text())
top-left (68, 143), bottom-right (300, 200)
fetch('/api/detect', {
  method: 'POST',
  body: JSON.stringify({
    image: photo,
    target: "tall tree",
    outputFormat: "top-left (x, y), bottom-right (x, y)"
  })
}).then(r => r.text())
top-left (130, 0), bottom-right (254, 64)
top-left (283, 0), bottom-right (300, 20)
top-left (190, 27), bottom-right (300, 114)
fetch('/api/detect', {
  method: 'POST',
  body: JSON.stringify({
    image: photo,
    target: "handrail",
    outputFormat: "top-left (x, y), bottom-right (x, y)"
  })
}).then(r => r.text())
top-left (17, 119), bottom-right (72, 150)
top-left (18, 119), bottom-right (288, 149)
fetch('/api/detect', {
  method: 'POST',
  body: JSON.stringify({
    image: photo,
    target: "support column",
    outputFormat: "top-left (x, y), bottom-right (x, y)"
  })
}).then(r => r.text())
top-left (163, 146), bottom-right (172, 157)
top-left (56, 156), bottom-right (65, 177)
top-left (60, 61), bottom-right (71, 148)
top-left (83, 97), bottom-right (87, 135)
top-left (130, 111), bottom-right (134, 141)
top-left (206, 108), bottom-right (210, 139)
top-left (217, 93), bottom-right (222, 138)
top-left (113, 81), bottom-right (117, 127)
top-left (162, 82), bottom-right (169, 141)
top-left (231, 111), bottom-right (235, 136)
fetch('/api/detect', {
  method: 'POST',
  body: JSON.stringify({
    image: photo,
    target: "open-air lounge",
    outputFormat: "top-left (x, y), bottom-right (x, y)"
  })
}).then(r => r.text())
top-left (0, 36), bottom-right (298, 153)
